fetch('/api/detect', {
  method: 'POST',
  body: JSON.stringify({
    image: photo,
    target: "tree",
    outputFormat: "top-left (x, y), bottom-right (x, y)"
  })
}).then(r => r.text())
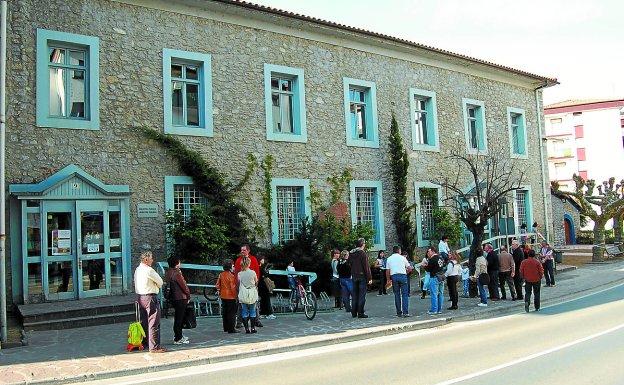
top-left (552, 175), bottom-right (624, 261)
top-left (388, 114), bottom-right (417, 257)
top-left (431, 207), bottom-right (463, 248)
top-left (434, 146), bottom-right (526, 276)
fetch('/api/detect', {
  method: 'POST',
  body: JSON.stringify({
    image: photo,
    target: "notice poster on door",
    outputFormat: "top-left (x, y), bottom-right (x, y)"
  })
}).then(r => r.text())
top-left (51, 229), bottom-right (71, 255)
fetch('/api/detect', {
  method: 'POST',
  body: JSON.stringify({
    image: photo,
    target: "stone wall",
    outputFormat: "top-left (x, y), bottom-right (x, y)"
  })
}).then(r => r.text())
top-left (551, 195), bottom-right (581, 246)
top-left (5, 0), bottom-right (551, 291)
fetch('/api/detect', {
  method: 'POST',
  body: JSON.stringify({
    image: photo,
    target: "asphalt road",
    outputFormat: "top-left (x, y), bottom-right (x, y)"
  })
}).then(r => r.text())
top-left (79, 283), bottom-right (624, 385)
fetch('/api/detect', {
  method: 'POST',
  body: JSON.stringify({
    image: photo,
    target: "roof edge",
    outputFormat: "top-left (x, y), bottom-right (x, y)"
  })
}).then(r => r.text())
top-left (212, 0), bottom-right (558, 86)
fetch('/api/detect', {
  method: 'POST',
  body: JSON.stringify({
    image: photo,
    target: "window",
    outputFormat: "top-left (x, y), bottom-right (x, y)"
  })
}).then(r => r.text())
top-left (513, 187), bottom-right (533, 232)
top-left (164, 176), bottom-right (207, 221)
top-left (462, 98), bottom-right (487, 153)
top-left (163, 49), bottom-right (213, 136)
top-left (36, 29), bottom-right (99, 130)
top-left (579, 171), bottom-right (588, 180)
top-left (343, 78), bottom-right (379, 148)
top-left (414, 182), bottom-right (442, 247)
top-left (349, 181), bottom-right (385, 250)
top-left (577, 148), bottom-right (586, 161)
top-left (410, 88), bottom-right (439, 151)
top-left (508, 107), bottom-right (527, 158)
top-left (575, 125), bottom-right (584, 139)
top-left (264, 64), bottom-right (307, 143)
top-left (270, 179), bottom-right (311, 244)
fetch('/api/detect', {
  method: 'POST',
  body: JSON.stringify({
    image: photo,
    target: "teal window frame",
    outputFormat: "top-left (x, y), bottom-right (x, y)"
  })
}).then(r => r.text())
top-left (462, 98), bottom-right (487, 154)
top-left (163, 49), bottom-right (213, 137)
top-left (343, 78), bottom-right (379, 148)
top-left (508, 107), bottom-right (528, 159)
top-left (36, 29), bottom-right (99, 130)
top-left (270, 178), bottom-right (311, 244)
top-left (513, 186), bottom-right (533, 232)
top-left (349, 180), bottom-right (385, 250)
top-left (409, 88), bottom-right (439, 151)
top-left (414, 182), bottom-right (442, 247)
top-left (264, 64), bottom-right (307, 143)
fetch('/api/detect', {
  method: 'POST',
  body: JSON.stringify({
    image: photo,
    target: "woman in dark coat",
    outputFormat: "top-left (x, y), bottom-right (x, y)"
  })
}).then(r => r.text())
top-left (258, 256), bottom-right (276, 320)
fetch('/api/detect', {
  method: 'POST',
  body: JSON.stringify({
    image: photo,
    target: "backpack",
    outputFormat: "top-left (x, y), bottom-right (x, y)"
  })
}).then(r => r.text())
top-left (126, 302), bottom-right (146, 351)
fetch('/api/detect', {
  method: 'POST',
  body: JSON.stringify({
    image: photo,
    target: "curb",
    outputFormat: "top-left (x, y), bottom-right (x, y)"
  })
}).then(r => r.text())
top-left (21, 274), bottom-right (624, 385)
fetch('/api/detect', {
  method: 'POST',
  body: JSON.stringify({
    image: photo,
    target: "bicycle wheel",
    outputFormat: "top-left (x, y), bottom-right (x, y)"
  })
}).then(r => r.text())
top-left (203, 276), bottom-right (219, 301)
top-left (303, 292), bottom-right (317, 320)
top-left (289, 289), bottom-right (299, 312)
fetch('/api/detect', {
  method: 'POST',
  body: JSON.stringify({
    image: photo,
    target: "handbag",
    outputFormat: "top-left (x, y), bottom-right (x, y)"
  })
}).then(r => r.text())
top-left (238, 284), bottom-right (259, 304)
top-left (263, 277), bottom-right (276, 293)
top-left (182, 301), bottom-right (197, 329)
top-left (478, 272), bottom-right (490, 285)
top-left (436, 272), bottom-right (446, 283)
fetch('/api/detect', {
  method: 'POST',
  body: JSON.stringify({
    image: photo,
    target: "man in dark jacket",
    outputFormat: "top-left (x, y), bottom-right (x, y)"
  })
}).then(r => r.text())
top-left (349, 238), bottom-right (372, 318)
top-left (511, 240), bottom-right (525, 300)
top-left (484, 243), bottom-right (500, 300)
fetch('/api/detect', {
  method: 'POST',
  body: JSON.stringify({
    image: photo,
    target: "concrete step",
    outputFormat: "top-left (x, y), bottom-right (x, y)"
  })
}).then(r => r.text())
top-left (23, 311), bottom-right (135, 331)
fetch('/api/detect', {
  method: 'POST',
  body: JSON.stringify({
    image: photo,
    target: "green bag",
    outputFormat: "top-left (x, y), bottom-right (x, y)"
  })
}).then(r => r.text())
top-left (127, 302), bottom-right (146, 351)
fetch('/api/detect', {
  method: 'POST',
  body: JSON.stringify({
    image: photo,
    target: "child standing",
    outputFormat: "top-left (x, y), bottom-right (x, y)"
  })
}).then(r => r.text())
top-left (238, 257), bottom-right (259, 334)
top-left (216, 260), bottom-right (239, 334)
top-left (287, 261), bottom-right (297, 290)
top-left (461, 265), bottom-right (470, 297)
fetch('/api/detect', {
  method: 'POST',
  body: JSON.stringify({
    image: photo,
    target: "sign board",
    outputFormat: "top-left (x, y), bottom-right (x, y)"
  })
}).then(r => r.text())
top-left (137, 203), bottom-right (158, 218)
top-left (51, 229), bottom-right (71, 255)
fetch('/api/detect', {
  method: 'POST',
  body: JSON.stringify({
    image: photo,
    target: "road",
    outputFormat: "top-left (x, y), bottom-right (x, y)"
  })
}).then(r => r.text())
top-left (77, 284), bottom-right (624, 385)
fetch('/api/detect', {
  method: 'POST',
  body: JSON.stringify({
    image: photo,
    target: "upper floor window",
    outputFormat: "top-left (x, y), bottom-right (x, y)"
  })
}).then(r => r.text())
top-left (508, 107), bottom-right (527, 158)
top-left (343, 78), bottom-right (379, 148)
top-left (349, 180), bottom-right (385, 250)
top-left (513, 187), bottom-right (533, 232)
top-left (462, 98), bottom-right (487, 154)
top-left (36, 29), bottom-right (99, 130)
top-left (270, 178), bottom-right (311, 244)
top-left (163, 49), bottom-right (213, 137)
top-left (264, 64), bottom-right (307, 143)
top-left (410, 88), bottom-right (439, 151)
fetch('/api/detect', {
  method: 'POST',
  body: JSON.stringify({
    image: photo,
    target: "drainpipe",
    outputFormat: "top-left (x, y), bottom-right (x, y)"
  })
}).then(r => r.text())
top-left (0, 0), bottom-right (7, 344)
top-left (535, 80), bottom-right (551, 244)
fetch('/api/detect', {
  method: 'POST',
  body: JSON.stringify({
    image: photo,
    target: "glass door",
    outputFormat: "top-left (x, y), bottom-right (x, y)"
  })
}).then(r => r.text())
top-left (76, 200), bottom-right (109, 298)
top-left (42, 201), bottom-right (77, 301)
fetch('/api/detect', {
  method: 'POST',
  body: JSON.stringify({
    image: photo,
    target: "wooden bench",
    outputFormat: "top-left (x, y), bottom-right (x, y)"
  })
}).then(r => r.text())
top-left (604, 245), bottom-right (624, 258)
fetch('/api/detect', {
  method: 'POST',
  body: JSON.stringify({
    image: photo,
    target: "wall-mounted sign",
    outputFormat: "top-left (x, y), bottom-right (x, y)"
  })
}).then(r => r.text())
top-left (137, 203), bottom-right (158, 218)
top-left (51, 229), bottom-right (71, 255)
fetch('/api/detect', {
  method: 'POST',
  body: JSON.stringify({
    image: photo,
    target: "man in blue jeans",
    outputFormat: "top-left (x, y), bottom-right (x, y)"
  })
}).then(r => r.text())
top-left (386, 245), bottom-right (412, 317)
top-left (425, 246), bottom-right (445, 315)
top-left (349, 238), bottom-right (372, 318)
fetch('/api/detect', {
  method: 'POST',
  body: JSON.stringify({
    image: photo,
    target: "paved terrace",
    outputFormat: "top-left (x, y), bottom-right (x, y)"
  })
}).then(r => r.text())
top-left (1, 261), bottom-right (624, 385)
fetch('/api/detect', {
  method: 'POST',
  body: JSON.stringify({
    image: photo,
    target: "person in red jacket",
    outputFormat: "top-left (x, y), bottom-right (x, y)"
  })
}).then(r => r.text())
top-left (233, 244), bottom-right (262, 327)
top-left (520, 249), bottom-right (544, 313)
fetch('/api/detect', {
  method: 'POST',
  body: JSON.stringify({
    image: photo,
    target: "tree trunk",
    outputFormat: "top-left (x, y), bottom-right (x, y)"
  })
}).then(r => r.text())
top-left (614, 213), bottom-right (623, 247)
top-left (592, 223), bottom-right (606, 262)
top-left (467, 224), bottom-right (485, 298)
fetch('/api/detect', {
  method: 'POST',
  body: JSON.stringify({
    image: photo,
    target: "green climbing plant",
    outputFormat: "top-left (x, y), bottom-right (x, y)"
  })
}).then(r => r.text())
top-left (260, 154), bottom-right (275, 242)
top-left (388, 114), bottom-right (416, 257)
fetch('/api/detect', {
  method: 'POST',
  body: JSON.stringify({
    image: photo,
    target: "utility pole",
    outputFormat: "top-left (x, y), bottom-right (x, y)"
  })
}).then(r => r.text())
top-left (0, 0), bottom-right (8, 344)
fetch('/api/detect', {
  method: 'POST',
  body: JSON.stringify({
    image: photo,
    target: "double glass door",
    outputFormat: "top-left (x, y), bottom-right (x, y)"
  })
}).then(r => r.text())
top-left (40, 200), bottom-right (124, 300)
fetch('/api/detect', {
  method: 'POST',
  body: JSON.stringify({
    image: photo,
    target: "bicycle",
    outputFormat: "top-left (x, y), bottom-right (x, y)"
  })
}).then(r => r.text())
top-left (288, 275), bottom-right (317, 320)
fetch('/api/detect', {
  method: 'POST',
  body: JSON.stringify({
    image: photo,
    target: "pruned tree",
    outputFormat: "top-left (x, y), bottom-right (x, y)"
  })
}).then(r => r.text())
top-left (434, 146), bottom-right (526, 276)
top-left (553, 175), bottom-right (624, 261)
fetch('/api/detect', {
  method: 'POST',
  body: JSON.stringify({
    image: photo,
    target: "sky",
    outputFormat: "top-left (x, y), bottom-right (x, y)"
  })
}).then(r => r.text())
top-left (251, 0), bottom-right (624, 105)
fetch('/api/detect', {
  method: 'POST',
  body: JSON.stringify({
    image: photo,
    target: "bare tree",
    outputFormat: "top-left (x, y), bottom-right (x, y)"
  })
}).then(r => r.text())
top-left (434, 146), bottom-right (526, 275)
top-left (552, 175), bottom-right (624, 261)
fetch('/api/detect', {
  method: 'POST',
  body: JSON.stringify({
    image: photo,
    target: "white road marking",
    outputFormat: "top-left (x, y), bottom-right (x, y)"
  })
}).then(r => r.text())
top-left (431, 322), bottom-right (624, 385)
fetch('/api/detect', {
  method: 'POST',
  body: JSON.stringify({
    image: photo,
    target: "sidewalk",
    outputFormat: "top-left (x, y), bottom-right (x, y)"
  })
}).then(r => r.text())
top-left (2, 261), bottom-right (624, 385)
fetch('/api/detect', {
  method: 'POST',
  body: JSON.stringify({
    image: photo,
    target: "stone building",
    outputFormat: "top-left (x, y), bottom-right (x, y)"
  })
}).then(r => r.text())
top-left (550, 190), bottom-right (581, 246)
top-left (4, 0), bottom-right (556, 304)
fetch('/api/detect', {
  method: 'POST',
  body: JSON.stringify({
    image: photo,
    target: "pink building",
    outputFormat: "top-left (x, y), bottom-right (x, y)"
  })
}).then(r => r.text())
top-left (544, 99), bottom-right (624, 191)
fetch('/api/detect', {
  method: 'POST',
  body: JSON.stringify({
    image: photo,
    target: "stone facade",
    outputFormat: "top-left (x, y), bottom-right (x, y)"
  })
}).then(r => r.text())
top-left (4, 0), bottom-right (553, 299)
top-left (551, 193), bottom-right (581, 246)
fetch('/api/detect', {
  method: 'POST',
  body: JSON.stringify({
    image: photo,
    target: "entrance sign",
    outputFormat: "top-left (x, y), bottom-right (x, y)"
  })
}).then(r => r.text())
top-left (137, 203), bottom-right (158, 218)
top-left (51, 229), bottom-right (71, 255)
